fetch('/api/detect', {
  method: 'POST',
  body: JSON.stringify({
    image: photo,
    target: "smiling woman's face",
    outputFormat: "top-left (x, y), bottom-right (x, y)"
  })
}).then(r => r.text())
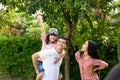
top-left (81, 41), bottom-right (88, 52)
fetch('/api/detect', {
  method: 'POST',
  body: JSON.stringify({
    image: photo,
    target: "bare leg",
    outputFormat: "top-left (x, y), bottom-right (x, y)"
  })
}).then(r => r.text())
top-left (58, 74), bottom-right (63, 80)
top-left (36, 72), bottom-right (44, 80)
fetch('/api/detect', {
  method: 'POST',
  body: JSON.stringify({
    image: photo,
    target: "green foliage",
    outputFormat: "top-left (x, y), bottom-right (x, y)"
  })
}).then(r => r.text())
top-left (0, 0), bottom-right (119, 80)
top-left (0, 9), bottom-right (41, 37)
top-left (69, 19), bottom-right (118, 79)
top-left (0, 35), bottom-right (42, 78)
top-left (70, 57), bottom-right (80, 80)
top-left (111, 12), bottom-right (120, 18)
top-left (118, 27), bottom-right (120, 62)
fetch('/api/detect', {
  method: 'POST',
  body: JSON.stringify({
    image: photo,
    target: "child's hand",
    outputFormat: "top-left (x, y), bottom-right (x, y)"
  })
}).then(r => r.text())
top-left (62, 50), bottom-right (66, 55)
top-left (54, 56), bottom-right (60, 64)
top-left (37, 15), bottom-right (43, 21)
top-left (34, 13), bottom-right (43, 22)
top-left (36, 70), bottom-right (39, 74)
top-left (54, 53), bottom-right (65, 64)
top-left (54, 50), bottom-right (66, 64)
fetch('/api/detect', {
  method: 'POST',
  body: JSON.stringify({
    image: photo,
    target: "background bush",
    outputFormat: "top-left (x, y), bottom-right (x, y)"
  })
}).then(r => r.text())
top-left (0, 34), bottom-right (42, 79)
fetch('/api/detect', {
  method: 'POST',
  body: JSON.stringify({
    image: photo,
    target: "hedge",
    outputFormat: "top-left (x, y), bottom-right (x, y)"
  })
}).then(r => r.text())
top-left (0, 35), bottom-right (42, 79)
top-left (0, 34), bottom-right (118, 80)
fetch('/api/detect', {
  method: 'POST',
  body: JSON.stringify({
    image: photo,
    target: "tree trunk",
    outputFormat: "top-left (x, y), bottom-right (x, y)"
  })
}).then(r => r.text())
top-left (64, 22), bottom-right (77, 80)
top-left (64, 12), bottom-right (78, 80)
top-left (65, 53), bottom-right (70, 80)
top-left (64, 26), bottom-right (71, 80)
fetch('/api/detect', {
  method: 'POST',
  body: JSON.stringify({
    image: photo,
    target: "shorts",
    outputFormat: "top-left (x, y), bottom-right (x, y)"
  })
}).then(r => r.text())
top-left (37, 60), bottom-right (44, 73)
top-left (59, 72), bottom-right (62, 75)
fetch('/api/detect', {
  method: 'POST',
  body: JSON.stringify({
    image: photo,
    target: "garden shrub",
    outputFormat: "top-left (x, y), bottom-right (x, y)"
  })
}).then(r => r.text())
top-left (0, 35), bottom-right (42, 78)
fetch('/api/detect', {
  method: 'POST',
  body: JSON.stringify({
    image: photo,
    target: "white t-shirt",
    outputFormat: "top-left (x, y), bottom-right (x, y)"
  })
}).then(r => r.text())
top-left (39, 47), bottom-right (63, 80)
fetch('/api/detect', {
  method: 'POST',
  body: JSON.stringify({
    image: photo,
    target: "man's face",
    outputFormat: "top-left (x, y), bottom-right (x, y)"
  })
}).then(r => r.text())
top-left (56, 38), bottom-right (67, 49)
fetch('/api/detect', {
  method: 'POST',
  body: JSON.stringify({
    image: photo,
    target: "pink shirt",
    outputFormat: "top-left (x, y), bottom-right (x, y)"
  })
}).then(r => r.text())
top-left (75, 51), bottom-right (108, 80)
top-left (41, 34), bottom-right (55, 50)
top-left (38, 34), bottom-right (56, 61)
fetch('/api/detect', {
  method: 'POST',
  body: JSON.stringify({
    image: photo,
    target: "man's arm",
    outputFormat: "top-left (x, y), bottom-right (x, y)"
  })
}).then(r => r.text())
top-left (32, 52), bottom-right (40, 74)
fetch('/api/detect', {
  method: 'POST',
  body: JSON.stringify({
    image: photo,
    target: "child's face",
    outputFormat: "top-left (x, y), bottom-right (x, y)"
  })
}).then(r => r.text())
top-left (49, 34), bottom-right (57, 43)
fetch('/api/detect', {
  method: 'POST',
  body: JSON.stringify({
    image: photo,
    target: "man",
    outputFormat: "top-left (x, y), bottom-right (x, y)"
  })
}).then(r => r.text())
top-left (32, 36), bottom-right (68, 80)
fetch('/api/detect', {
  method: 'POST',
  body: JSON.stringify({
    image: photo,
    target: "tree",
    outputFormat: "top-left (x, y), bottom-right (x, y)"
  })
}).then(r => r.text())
top-left (1, 0), bottom-right (115, 79)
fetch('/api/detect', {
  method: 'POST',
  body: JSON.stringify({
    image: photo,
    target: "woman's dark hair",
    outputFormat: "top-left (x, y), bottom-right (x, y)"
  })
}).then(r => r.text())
top-left (80, 50), bottom-right (84, 57)
top-left (88, 40), bottom-right (99, 59)
top-left (45, 33), bottom-right (58, 44)
top-left (88, 40), bottom-right (100, 73)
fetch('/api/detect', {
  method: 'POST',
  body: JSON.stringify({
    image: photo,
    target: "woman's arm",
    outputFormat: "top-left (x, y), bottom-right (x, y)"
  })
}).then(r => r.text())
top-left (93, 59), bottom-right (108, 72)
top-left (75, 51), bottom-right (80, 63)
